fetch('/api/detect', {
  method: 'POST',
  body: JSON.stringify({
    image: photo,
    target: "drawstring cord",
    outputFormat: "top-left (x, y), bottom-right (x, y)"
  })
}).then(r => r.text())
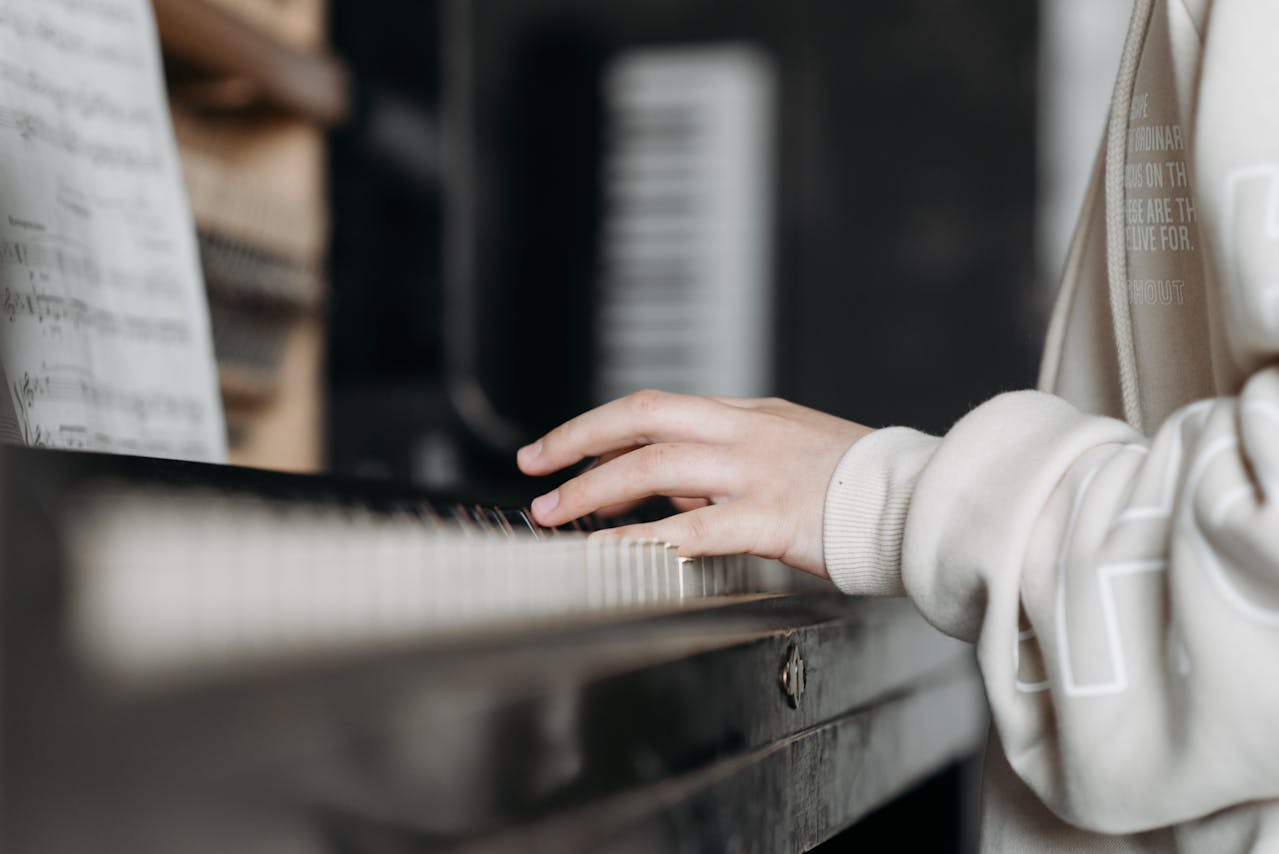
top-left (1104, 0), bottom-right (1156, 433)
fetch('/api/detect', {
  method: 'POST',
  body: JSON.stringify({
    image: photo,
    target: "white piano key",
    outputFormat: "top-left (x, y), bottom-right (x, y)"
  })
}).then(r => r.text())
top-left (65, 486), bottom-right (814, 684)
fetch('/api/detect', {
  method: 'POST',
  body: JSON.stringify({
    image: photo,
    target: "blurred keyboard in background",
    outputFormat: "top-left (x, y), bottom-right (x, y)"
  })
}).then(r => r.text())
top-left (597, 46), bottom-right (775, 401)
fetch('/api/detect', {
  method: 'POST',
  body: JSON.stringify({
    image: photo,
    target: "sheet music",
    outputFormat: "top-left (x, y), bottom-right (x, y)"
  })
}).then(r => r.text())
top-left (0, 0), bottom-right (226, 461)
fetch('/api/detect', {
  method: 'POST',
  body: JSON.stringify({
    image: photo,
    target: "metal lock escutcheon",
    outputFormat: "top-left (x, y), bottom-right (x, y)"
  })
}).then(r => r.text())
top-left (779, 642), bottom-right (805, 708)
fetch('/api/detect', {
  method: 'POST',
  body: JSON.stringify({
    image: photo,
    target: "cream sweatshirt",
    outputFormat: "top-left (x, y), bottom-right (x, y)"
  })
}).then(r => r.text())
top-left (821, 0), bottom-right (1279, 850)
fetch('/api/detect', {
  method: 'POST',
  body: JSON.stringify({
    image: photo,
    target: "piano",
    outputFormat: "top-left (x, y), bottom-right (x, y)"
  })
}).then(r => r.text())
top-left (0, 446), bottom-right (985, 853)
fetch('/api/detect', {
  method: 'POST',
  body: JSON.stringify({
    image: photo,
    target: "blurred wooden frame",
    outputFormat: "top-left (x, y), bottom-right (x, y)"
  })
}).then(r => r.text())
top-left (224, 316), bottom-right (325, 472)
top-left (153, 0), bottom-right (350, 125)
top-left (156, 0), bottom-right (337, 473)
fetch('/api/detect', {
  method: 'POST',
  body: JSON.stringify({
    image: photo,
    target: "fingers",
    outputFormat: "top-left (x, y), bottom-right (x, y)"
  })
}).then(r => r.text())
top-left (518, 390), bottom-right (741, 476)
top-left (594, 499), bottom-right (644, 519)
top-left (670, 496), bottom-right (711, 512)
top-left (594, 495), bottom-right (709, 519)
top-left (530, 443), bottom-right (735, 527)
top-left (593, 502), bottom-right (772, 558)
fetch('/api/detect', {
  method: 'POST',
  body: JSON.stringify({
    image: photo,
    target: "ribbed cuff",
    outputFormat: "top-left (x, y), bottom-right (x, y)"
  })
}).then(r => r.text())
top-left (823, 427), bottom-right (941, 595)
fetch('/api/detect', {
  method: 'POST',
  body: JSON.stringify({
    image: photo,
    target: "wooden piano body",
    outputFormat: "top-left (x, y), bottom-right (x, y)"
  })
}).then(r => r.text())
top-left (0, 447), bottom-right (985, 853)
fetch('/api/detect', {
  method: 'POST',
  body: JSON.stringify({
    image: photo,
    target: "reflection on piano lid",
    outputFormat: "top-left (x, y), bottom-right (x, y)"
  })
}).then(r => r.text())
top-left (66, 480), bottom-right (813, 685)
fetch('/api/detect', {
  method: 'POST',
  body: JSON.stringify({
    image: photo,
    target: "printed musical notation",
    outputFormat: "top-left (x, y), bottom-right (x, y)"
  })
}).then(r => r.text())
top-left (0, 50), bottom-right (161, 171)
top-left (14, 418), bottom-right (210, 459)
top-left (0, 61), bottom-right (154, 127)
top-left (13, 370), bottom-right (204, 424)
top-left (0, 105), bottom-right (160, 173)
top-left (8, 366), bottom-right (212, 459)
top-left (0, 235), bottom-right (185, 299)
top-left (0, 0), bottom-right (226, 463)
top-left (2, 286), bottom-right (191, 343)
top-left (0, 237), bottom-right (100, 283)
top-left (0, 1), bottom-right (143, 72)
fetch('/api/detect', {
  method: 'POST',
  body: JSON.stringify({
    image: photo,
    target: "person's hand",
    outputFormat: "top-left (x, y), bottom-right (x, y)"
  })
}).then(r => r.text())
top-left (516, 390), bottom-right (873, 578)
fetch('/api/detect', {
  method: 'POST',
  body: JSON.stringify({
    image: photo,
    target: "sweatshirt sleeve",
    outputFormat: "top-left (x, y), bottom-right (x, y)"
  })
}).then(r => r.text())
top-left (824, 382), bottom-right (1279, 835)
top-left (822, 0), bottom-right (1279, 834)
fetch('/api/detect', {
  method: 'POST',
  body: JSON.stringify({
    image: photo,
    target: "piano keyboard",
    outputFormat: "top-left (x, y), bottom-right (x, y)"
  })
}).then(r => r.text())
top-left (66, 483), bottom-right (804, 684)
top-left (597, 45), bottom-right (776, 402)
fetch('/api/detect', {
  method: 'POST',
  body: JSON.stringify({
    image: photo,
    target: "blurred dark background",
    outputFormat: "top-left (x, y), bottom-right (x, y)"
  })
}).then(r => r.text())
top-left (326, 0), bottom-right (1043, 506)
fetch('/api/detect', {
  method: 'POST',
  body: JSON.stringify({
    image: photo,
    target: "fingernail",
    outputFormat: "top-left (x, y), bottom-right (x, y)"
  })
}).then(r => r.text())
top-left (518, 439), bottom-right (543, 466)
top-left (531, 490), bottom-right (559, 520)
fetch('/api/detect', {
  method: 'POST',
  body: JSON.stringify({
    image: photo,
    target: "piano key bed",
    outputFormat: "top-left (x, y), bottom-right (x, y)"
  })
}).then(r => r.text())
top-left (1, 447), bottom-right (984, 854)
top-left (68, 482), bottom-right (809, 682)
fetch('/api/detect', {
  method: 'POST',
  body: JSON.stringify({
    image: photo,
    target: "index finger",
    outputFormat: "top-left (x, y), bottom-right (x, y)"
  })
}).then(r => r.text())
top-left (517, 390), bottom-right (742, 476)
